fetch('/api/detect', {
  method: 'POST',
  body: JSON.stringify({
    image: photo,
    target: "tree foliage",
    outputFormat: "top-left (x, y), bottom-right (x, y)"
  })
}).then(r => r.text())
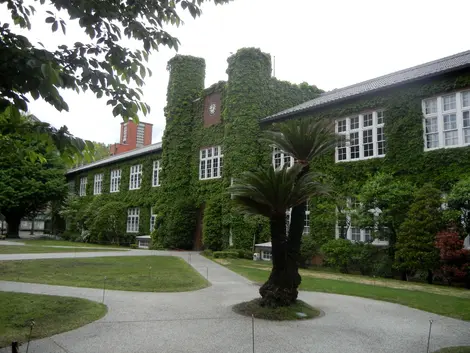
top-left (89, 201), bottom-right (127, 245)
top-left (357, 173), bottom-right (416, 254)
top-left (0, 113), bottom-right (67, 236)
top-left (1, 0), bottom-right (230, 119)
top-left (394, 184), bottom-right (442, 281)
top-left (447, 176), bottom-right (470, 237)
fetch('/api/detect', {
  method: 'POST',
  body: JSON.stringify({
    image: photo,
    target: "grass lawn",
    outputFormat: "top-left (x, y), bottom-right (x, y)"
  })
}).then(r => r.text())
top-left (0, 256), bottom-right (209, 292)
top-left (433, 348), bottom-right (470, 353)
top-left (233, 298), bottom-right (320, 321)
top-left (0, 292), bottom-right (107, 348)
top-left (215, 258), bottom-right (470, 321)
top-left (11, 239), bottom-right (128, 249)
top-left (0, 245), bottom-right (125, 254)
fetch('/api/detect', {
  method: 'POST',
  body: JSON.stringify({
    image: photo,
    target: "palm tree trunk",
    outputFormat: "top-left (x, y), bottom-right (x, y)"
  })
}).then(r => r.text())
top-left (259, 213), bottom-right (299, 307)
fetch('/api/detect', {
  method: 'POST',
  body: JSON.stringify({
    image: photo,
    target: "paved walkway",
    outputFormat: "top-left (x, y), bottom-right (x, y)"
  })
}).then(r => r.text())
top-left (0, 251), bottom-right (469, 353)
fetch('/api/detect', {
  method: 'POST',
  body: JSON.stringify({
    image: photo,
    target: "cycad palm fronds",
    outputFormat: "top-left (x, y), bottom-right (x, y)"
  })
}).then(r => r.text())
top-left (264, 118), bottom-right (338, 164)
top-left (228, 164), bottom-right (330, 217)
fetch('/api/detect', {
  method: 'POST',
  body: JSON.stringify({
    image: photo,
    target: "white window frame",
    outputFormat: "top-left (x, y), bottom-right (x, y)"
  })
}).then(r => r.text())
top-left (199, 146), bottom-right (223, 180)
top-left (335, 110), bottom-right (386, 162)
top-left (272, 147), bottom-right (294, 170)
top-left (110, 169), bottom-right (121, 193)
top-left (93, 173), bottom-right (103, 195)
top-left (150, 207), bottom-right (157, 233)
top-left (152, 160), bottom-right (162, 187)
top-left (423, 90), bottom-right (470, 150)
top-left (79, 177), bottom-right (87, 196)
top-left (303, 202), bottom-right (310, 235)
top-left (127, 207), bottom-right (140, 233)
top-left (261, 250), bottom-right (272, 261)
top-left (129, 164), bottom-right (142, 190)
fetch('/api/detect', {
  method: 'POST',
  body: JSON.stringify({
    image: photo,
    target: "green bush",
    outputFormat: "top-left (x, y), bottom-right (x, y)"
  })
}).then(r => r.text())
top-left (300, 235), bottom-right (317, 267)
top-left (228, 248), bottom-right (253, 259)
top-left (321, 238), bottom-right (356, 273)
top-left (372, 254), bottom-right (394, 278)
top-left (201, 249), bottom-right (213, 257)
top-left (213, 251), bottom-right (239, 259)
top-left (352, 243), bottom-right (378, 275)
top-left (130, 243), bottom-right (137, 249)
top-left (60, 230), bottom-right (82, 242)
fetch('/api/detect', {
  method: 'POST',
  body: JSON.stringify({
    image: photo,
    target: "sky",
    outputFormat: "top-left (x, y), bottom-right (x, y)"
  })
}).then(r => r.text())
top-left (2, 0), bottom-right (470, 145)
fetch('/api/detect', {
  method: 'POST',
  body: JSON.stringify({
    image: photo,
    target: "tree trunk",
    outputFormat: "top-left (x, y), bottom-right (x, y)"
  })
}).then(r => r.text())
top-left (426, 270), bottom-right (433, 285)
top-left (259, 213), bottom-right (299, 307)
top-left (6, 216), bottom-right (21, 238)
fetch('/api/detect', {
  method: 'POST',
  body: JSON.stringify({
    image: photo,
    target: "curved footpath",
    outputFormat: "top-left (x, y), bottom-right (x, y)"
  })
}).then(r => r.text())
top-left (0, 250), bottom-right (469, 353)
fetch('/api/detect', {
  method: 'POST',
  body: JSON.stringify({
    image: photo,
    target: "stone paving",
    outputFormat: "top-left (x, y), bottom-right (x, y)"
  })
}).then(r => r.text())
top-left (0, 250), bottom-right (469, 353)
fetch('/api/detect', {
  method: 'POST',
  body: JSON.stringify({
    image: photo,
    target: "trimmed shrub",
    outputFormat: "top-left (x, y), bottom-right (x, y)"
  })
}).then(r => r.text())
top-left (300, 235), bottom-right (317, 267)
top-left (201, 249), bottom-right (213, 257)
top-left (213, 251), bottom-right (239, 259)
top-left (227, 248), bottom-right (253, 259)
top-left (321, 239), bottom-right (356, 273)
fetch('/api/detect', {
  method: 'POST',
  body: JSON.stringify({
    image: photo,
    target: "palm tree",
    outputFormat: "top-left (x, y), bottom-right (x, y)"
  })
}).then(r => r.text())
top-left (229, 164), bottom-right (329, 307)
top-left (262, 119), bottom-right (338, 300)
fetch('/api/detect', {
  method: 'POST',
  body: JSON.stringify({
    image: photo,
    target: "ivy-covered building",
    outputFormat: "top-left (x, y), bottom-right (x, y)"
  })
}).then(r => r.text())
top-left (66, 48), bottom-right (470, 250)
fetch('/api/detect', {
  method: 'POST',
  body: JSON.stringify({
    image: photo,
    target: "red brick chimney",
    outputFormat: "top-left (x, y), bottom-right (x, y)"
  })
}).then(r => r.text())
top-left (109, 121), bottom-right (153, 155)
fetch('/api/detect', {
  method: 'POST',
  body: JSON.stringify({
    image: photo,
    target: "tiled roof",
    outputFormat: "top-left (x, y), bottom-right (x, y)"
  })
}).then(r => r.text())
top-left (66, 142), bottom-right (162, 175)
top-left (263, 50), bottom-right (470, 122)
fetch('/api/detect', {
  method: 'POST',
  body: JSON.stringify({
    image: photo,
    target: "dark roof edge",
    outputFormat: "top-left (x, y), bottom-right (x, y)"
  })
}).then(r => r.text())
top-left (261, 57), bottom-right (470, 123)
top-left (66, 142), bottom-right (163, 176)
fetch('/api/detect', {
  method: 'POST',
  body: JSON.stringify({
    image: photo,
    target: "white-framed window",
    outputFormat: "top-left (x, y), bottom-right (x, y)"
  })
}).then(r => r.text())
top-left (79, 177), bottom-right (87, 196)
top-left (285, 203), bottom-right (310, 235)
top-left (351, 226), bottom-right (361, 242)
top-left (261, 250), bottom-right (272, 261)
top-left (303, 202), bottom-right (310, 235)
top-left (136, 123), bottom-right (145, 147)
top-left (423, 90), bottom-right (470, 150)
top-left (93, 173), bottom-right (103, 195)
top-left (129, 164), bottom-right (142, 190)
top-left (150, 207), bottom-right (157, 233)
top-left (110, 169), bottom-right (121, 193)
top-left (199, 146), bottom-right (223, 180)
top-left (364, 229), bottom-right (373, 242)
top-left (127, 207), bottom-right (140, 233)
top-left (152, 160), bottom-right (161, 187)
top-left (335, 110), bottom-right (386, 162)
top-left (272, 147), bottom-right (294, 169)
top-left (122, 123), bottom-right (128, 143)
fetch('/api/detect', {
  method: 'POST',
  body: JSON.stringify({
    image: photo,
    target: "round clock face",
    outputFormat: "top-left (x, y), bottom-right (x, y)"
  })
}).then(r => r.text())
top-left (209, 103), bottom-right (217, 115)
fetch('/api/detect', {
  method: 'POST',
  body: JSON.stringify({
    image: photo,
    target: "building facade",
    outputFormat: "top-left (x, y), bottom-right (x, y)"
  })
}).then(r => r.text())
top-left (66, 48), bottom-right (470, 250)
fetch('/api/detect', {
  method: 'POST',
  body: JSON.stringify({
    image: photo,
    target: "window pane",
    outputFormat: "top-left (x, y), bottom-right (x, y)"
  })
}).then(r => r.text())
top-left (425, 117), bottom-right (438, 133)
top-left (464, 129), bottom-right (470, 144)
top-left (443, 114), bottom-right (457, 130)
top-left (377, 111), bottom-right (384, 124)
top-left (463, 91), bottom-right (470, 108)
top-left (363, 113), bottom-right (373, 127)
top-left (337, 119), bottom-right (347, 133)
top-left (351, 227), bottom-right (361, 241)
top-left (463, 111), bottom-right (470, 128)
top-left (445, 130), bottom-right (458, 146)
top-left (426, 133), bottom-right (439, 148)
top-left (350, 132), bottom-right (359, 159)
top-left (207, 148), bottom-right (212, 157)
top-left (443, 95), bottom-right (456, 111)
top-left (425, 98), bottom-right (437, 114)
top-left (350, 116), bottom-right (359, 130)
top-left (337, 147), bottom-right (347, 161)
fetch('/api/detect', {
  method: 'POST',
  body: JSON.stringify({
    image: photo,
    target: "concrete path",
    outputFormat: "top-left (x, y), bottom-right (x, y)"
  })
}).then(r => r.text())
top-left (1, 251), bottom-right (469, 353)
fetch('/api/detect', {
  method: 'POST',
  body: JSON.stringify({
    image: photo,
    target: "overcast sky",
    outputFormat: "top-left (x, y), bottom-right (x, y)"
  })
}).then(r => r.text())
top-left (3, 0), bottom-right (470, 144)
